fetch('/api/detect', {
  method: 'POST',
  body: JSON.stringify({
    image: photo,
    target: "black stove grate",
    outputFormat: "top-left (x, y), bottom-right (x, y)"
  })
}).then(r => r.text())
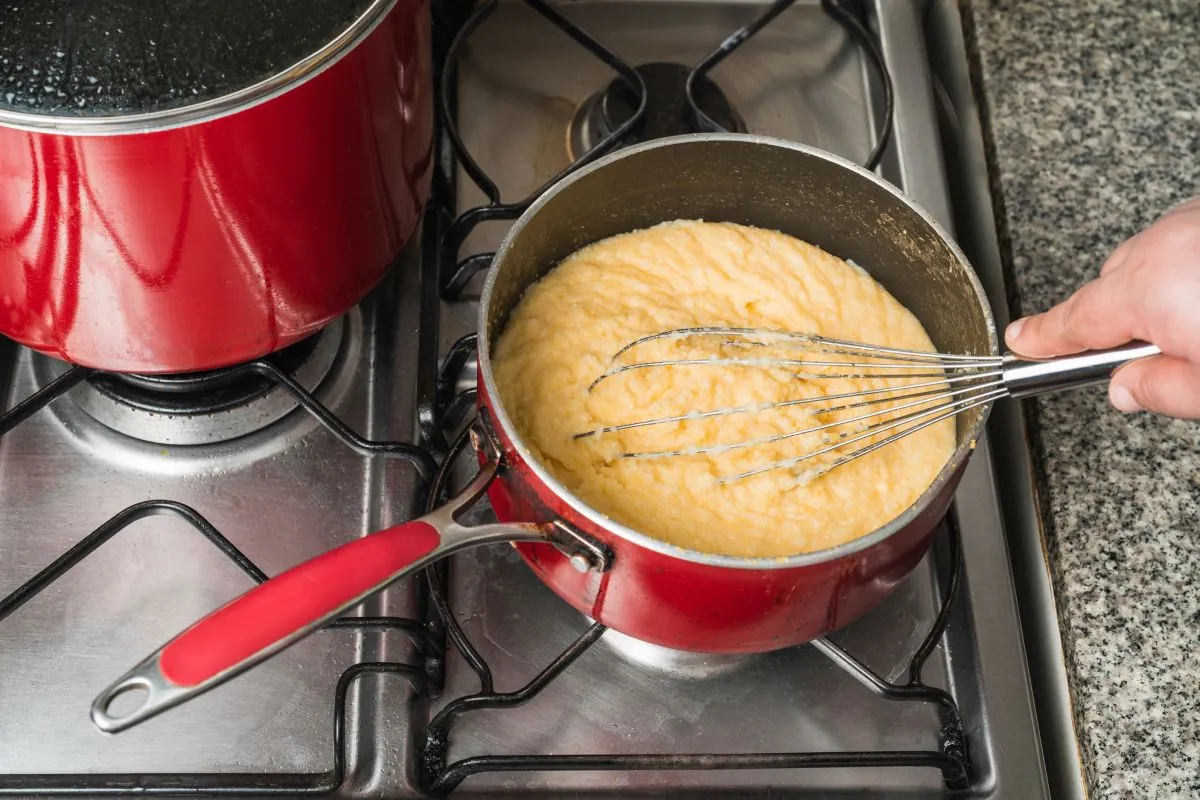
top-left (0, 0), bottom-right (967, 795)
top-left (0, 360), bottom-right (435, 480)
top-left (417, 345), bottom-right (968, 795)
top-left (0, 355), bottom-right (438, 794)
top-left (418, 0), bottom-right (963, 791)
top-left (0, 500), bottom-right (434, 794)
top-left (437, 0), bottom-right (894, 301)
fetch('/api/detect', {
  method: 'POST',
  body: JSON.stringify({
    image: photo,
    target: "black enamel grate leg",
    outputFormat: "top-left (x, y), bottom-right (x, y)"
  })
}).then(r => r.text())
top-left (685, 0), bottom-right (894, 169)
top-left (0, 327), bottom-right (441, 796)
top-left (810, 519), bottom-right (970, 789)
top-left (239, 359), bottom-right (436, 482)
top-left (0, 498), bottom-right (439, 658)
top-left (418, 425), bottom-right (611, 792)
top-left (685, 0), bottom-right (799, 133)
top-left (818, 0), bottom-right (895, 170)
top-left (0, 498), bottom-right (434, 794)
top-left (0, 360), bottom-right (435, 484)
top-left (437, 0), bottom-right (648, 299)
top-left (0, 364), bottom-right (92, 437)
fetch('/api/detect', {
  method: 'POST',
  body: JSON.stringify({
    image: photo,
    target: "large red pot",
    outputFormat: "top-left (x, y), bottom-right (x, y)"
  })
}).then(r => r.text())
top-left (89, 134), bottom-right (997, 733)
top-left (0, 0), bottom-right (433, 373)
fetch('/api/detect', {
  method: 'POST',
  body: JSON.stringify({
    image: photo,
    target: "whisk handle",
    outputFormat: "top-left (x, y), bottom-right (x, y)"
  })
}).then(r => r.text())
top-left (1001, 340), bottom-right (1163, 399)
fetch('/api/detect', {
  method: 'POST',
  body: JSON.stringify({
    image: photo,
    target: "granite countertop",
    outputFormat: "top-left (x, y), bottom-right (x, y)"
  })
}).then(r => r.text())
top-left (966, 2), bottom-right (1200, 797)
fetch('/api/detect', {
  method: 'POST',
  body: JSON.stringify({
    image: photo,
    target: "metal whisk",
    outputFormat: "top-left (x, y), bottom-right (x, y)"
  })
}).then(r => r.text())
top-left (575, 326), bottom-right (1161, 483)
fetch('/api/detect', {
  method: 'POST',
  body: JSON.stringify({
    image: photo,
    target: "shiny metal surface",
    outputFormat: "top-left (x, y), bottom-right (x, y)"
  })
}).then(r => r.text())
top-left (89, 448), bottom-right (547, 735)
top-left (923, 2), bottom-right (1088, 797)
top-left (0, 0), bottom-right (1075, 796)
top-left (0, 244), bottom-right (425, 791)
top-left (37, 317), bottom-right (348, 447)
top-left (1002, 341), bottom-right (1161, 399)
top-left (434, 528), bottom-right (953, 795)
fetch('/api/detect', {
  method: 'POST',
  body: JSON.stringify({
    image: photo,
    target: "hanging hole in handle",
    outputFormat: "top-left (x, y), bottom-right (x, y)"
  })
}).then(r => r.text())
top-left (97, 679), bottom-right (152, 723)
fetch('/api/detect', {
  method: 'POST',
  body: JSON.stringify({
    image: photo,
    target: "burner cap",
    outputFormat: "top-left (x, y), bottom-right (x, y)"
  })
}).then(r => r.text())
top-left (89, 334), bottom-right (323, 415)
top-left (36, 316), bottom-right (348, 446)
top-left (569, 62), bottom-right (745, 160)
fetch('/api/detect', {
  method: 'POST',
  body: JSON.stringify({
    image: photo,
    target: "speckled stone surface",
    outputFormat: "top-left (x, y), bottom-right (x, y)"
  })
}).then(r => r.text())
top-left (966, 2), bottom-right (1200, 797)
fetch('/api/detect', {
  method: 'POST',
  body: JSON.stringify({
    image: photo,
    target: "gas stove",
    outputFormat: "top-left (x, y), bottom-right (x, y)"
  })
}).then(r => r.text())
top-left (0, 1), bottom-right (1082, 797)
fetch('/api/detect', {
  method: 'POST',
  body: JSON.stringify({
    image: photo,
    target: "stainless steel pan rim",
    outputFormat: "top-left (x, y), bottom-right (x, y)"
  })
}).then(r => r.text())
top-left (0, 0), bottom-right (398, 136)
top-left (478, 132), bottom-right (998, 572)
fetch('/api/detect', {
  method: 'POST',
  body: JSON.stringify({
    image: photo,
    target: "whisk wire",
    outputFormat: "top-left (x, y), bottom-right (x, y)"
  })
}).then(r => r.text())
top-left (575, 328), bottom-right (1157, 483)
top-left (716, 386), bottom-right (1006, 485)
top-left (588, 357), bottom-right (982, 392)
top-left (575, 326), bottom-right (1009, 483)
top-left (612, 327), bottom-right (1003, 365)
top-left (590, 326), bottom-right (1001, 393)
top-left (619, 377), bottom-right (1004, 460)
top-left (575, 369), bottom-right (1002, 441)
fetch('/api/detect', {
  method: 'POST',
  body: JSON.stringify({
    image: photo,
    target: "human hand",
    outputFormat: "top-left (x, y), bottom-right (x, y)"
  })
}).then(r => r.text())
top-left (1004, 196), bottom-right (1200, 419)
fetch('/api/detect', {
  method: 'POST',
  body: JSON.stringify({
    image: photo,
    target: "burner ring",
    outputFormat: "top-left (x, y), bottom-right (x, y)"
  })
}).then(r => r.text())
top-left (37, 316), bottom-right (348, 447)
top-left (88, 334), bottom-right (323, 414)
top-left (569, 62), bottom-right (746, 161)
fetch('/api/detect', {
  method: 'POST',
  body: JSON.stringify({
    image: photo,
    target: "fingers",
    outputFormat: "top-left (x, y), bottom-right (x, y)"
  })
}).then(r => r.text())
top-left (1108, 355), bottom-right (1200, 419)
top-left (1007, 224), bottom-right (1142, 353)
top-left (1005, 269), bottom-right (1141, 358)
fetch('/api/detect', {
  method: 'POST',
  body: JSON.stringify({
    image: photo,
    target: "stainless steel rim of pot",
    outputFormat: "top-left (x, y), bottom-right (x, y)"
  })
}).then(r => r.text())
top-left (0, 0), bottom-right (398, 136)
top-left (477, 132), bottom-right (998, 572)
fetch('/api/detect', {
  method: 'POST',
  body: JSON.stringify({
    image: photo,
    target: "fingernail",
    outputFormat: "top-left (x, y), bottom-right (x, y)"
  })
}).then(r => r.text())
top-left (1005, 318), bottom-right (1025, 343)
top-left (1110, 384), bottom-right (1142, 413)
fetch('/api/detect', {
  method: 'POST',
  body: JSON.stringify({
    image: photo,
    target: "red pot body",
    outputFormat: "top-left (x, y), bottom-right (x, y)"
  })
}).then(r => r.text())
top-left (474, 135), bottom-right (995, 653)
top-left (0, 0), bottom-right (433, 373)
top-left (479, 384), bottom-right (965, 654)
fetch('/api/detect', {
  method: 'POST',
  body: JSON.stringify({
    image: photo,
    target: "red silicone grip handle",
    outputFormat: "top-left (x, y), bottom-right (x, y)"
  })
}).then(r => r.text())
top-left (158, 520), bottom-right (441, 687)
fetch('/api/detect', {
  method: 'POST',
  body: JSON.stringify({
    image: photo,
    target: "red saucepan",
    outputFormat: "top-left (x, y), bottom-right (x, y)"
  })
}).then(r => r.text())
top-left (91, 133), bottom-right (997, 733)
top-left (0, 0), bottom-right (432, 373)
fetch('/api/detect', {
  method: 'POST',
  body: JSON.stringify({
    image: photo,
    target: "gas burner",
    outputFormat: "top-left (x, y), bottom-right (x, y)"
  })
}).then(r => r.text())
top-left (568, 62), bottom-right (746, 160)
top-left (89, 334), bottom-right (324, 415)
top-left (599, 627), bottom-right (750, 679)
top-left (37, 316), bottom-right (347, 446)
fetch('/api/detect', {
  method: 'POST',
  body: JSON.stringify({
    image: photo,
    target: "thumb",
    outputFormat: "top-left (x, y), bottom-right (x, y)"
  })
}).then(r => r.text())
top-left (1005, 269), bottom-right (1140, 358)
top-left (1108, 356), bottom-right (1200, 419)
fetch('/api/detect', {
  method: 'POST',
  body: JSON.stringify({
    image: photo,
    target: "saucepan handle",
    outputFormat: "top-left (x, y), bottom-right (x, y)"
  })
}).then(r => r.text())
top-left (90, 456), bottom-right (542, 733)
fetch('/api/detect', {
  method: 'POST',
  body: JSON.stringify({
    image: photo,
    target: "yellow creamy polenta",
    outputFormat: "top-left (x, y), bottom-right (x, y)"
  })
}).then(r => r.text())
top-left (492, 220), bottom-right (954, 558)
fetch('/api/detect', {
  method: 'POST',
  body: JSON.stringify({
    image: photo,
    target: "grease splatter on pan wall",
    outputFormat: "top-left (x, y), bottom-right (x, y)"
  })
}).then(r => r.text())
top-left (0, 0), bottom-right (373, 117)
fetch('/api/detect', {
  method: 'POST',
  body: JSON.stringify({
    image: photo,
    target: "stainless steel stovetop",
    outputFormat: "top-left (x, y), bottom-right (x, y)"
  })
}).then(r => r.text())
top-left (0, 2), bottom-right (1084, 797)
